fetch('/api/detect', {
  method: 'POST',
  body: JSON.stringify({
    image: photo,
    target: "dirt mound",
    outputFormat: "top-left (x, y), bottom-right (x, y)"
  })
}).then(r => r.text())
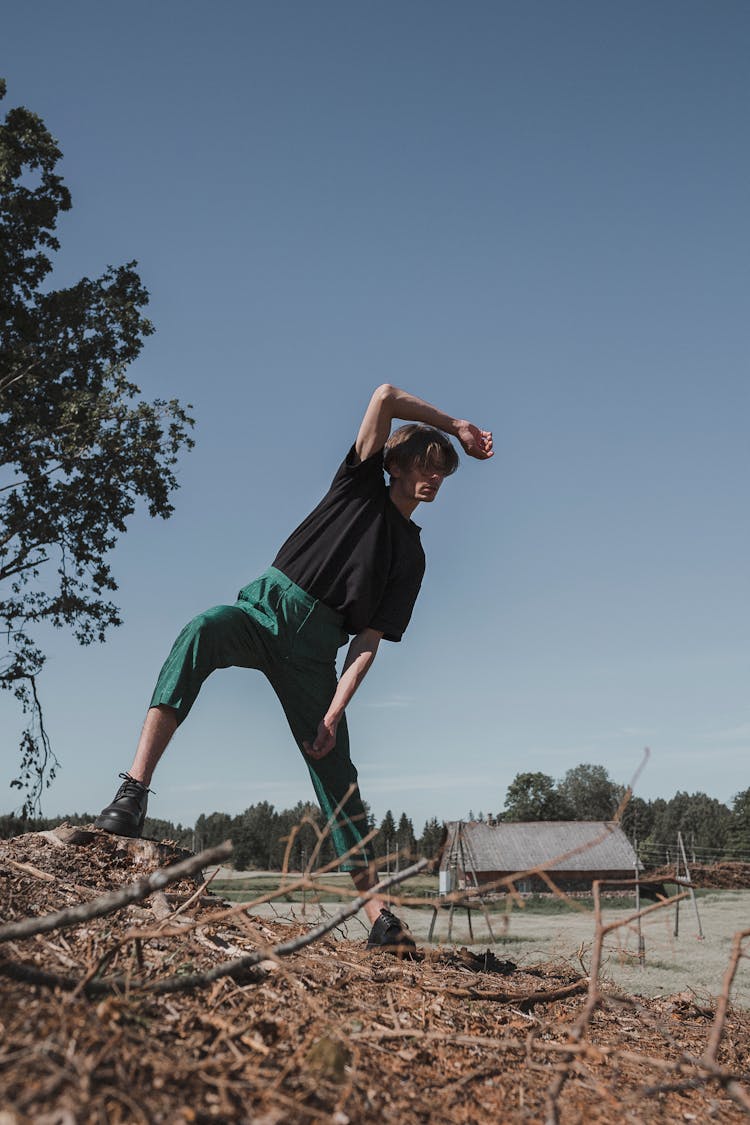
top-left (1, 828), bottom-right (749, 1123)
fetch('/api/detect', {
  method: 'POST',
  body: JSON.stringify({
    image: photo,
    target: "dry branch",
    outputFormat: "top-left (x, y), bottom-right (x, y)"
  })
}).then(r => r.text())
top-left (420, 978), bottom-right (589, 1007)
top-left (0, 856), bottom-right (429, 997)
top-left (542, 877), bottom-right (750, 1125)
top-left (3, 812), bottom-right (750, 1125)
top-left (703, 926), bottom-right (750, 1065)
top-left (0, 840), bottom-right (232, 943)
top-left (2, 857), bottom-right (57, 882)
top-left (145, 857), bottom-right (429, 996)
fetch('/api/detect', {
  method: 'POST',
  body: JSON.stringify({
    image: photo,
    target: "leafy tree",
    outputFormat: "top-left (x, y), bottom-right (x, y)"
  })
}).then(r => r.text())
top-left (0, 809), bottom-right (99, 838)
top-left (647, 791), bottom-right (732, 858)
top-left (142, 817), bottom-right (192, 849)
top-left (395, 811), bottom-right (416, 865)
top-left (0, 80), bottom-right (194, 814)
top-left (619, 794), bottom-right (654, 843)
top-left (418, 816), bottom-right (444, 859)
top-left (231, 802), bottom-right (278, 870)
top-left (557, 763), bottom-right (621, 821)
top-left (503, 771), bottom-right (571, 821)
top-left (0, 811), bottom-right (43, 838)
top-left (376, 809), bottom-right (396, 860)
top-left (726, 788), bottom-right (750, 860)
top-left (194, 811), bottom-right (234, 852)
top-left (360, 798), bottom-right (376, 839)
top-left (269, 800), bottom-right (336, 870)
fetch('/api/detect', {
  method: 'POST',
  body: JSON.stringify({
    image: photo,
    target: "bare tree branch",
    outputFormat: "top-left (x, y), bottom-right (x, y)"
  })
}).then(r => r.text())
top-left (0, 358), bottom-right (43, 394)
top-left (0, 553), bottom-right (50, 584)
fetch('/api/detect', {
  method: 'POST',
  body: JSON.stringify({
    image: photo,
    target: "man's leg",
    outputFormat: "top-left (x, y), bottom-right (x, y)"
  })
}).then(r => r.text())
top-left (300, 722), bottom-right (417, 950)
top-left (96, 603), bottom-right (269, 836)
top-left (127, 704), bottom-right (178, 785)
top-left (271, 662), bottom-right (410, 938)
top-left (351, 867), bottom-right (389, 927)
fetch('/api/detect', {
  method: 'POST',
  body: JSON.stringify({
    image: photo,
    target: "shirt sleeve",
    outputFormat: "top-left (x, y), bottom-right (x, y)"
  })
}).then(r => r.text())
top-left (369, 548), bottom-right (426, 642)
top-left (329, 444), bottom-right (385, 493)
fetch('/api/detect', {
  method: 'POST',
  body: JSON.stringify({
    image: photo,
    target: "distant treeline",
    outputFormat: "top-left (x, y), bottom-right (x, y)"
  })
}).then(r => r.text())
top-left (497, 764), bottom-right (750, 866)
top-left (2, 763), bottom-right (749, 869)
top-left (0, 801), bottom-right (443, 872)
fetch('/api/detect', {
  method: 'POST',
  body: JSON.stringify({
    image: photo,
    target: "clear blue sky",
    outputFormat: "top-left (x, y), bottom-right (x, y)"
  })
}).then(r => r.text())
top-left (3, 1), bottom-right (749, 831)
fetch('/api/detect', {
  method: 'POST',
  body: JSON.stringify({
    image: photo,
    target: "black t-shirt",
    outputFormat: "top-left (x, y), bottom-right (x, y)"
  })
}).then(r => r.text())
top-left (273, 445), bottom-right (425, 641)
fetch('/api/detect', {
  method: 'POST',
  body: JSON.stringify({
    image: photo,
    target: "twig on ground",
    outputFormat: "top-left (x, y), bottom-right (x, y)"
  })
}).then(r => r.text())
top-left (146, 858), bottom-right (429, 996)
top-left (703, 926), bottom-right (750, 1065)
top-left (2, 857), bottom-right (57, 882)
top-left (0, 857), bottom-right (428, 997)
top-left (419, 979), bottom-right (589, 1007)
top-left (0, 841), bottom-right (233, 944)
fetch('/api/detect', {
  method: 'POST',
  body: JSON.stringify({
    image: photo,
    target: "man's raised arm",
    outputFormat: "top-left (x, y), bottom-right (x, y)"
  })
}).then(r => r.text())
top-left (355, 383), bottom-right (494, 463)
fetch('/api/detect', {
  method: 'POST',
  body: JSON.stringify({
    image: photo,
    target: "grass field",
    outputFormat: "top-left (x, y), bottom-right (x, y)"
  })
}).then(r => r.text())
top-left (210, 869), bottom-right (439, 904)
top-left (207, 869), bottom-right (750, 1008)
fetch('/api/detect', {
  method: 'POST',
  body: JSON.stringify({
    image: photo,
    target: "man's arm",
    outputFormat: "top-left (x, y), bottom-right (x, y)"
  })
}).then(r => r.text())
top-left (303, 628), bottom-right (383, 759)
top-left (355, 383), bottom-right (494, 463)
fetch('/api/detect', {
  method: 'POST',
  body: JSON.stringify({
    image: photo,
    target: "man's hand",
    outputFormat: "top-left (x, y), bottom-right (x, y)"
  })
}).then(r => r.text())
top-left (303, 715), bottom-right (339, 760)
top-left (302, 628), bottom-right (382, 762)
top-left (303, 715), bottom-right (341, 760)
top-left (355, 385), bottom-right (495, 464)
top-left (455, 421), bottom-right (494, 460)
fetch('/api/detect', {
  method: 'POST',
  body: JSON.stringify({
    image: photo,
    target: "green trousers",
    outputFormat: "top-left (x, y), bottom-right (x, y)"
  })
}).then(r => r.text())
top-left (150, 567), bottom-right (373, 870)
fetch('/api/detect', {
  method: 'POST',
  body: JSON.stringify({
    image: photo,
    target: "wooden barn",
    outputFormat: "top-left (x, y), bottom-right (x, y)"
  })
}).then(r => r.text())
top-left (439, 820), bottom-right (638, 895)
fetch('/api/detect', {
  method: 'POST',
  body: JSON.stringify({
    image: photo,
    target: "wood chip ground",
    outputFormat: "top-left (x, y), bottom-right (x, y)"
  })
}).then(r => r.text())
top-left (1, 829), bottom-right (748, 1124)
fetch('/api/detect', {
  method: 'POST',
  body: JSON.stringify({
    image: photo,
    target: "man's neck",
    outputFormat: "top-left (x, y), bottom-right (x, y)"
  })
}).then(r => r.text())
top-left (388, 485), bottom-right (418, 521)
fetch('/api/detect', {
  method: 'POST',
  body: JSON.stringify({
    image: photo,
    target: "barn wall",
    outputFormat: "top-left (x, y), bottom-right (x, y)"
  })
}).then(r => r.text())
top-left (475, 870), bottom-right (635, 893)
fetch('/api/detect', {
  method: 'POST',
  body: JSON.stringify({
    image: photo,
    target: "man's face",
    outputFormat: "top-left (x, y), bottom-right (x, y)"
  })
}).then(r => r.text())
top-left (391, 460), bottom-right (446, 504)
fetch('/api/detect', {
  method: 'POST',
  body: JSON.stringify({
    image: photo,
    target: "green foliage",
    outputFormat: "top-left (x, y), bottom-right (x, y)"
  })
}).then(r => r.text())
top-left (643, 791), bottom-right (734, 861)
top-left (619, 795), bottom-right (655, 842)
top-left (0, 809), bottom-right (95, 838)
top-left (418, 815), bottom-right (444, 860)
top-left (395, 811), bottom-right (416, 862)
top-left (500, 764), bottom-right (745, 864)
top-left (194, 811), bottom-right (234, 851)
top-left (557, 763), bottom-right (622, 821)
top-left (503, 771), bottom-right (572, 821)
top-left (141, 817), bottom-right (192, 849)
top-left (0, 81), bottom-right (194, 814)
top-left (3, 784), bottom-right (749, 869)
top-left (726, 787), bottom-right (750, 860)
top-left (269, 800), bottom-right (336, 870)
top-left (228, 800), bottom-right (338, 871)
top-left (231, 801), bottom-right (278, 870)
top-left (375, 809), bottom-right (396, 859)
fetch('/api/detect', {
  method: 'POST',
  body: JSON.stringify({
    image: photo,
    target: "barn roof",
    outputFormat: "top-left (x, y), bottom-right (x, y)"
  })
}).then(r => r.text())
top-left (442, 820), bottom-right (637, 874)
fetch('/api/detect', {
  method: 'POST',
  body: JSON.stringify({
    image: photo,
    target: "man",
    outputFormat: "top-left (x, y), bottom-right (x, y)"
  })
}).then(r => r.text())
top-left (95, 384), bottom-right (493, 953)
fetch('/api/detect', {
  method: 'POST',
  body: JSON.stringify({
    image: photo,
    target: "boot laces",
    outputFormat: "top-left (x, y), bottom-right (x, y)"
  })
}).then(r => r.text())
top-left (116, 772), bottom-right (153, 797)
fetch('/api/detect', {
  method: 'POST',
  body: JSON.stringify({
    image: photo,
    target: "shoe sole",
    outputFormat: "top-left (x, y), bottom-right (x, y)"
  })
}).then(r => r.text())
top-left (93, 814), bottom-right (144, 838)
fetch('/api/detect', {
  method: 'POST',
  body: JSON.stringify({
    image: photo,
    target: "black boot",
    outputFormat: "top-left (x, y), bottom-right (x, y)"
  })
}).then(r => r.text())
top-left (366, 908), bottom-right (417, 958)
top-left (94, 773), bottom-right (150, 838)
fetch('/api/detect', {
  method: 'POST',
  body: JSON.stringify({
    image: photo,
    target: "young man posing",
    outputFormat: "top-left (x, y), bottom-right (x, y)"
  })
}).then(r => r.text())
top-left (95, 385), bottom-right (493, 952)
